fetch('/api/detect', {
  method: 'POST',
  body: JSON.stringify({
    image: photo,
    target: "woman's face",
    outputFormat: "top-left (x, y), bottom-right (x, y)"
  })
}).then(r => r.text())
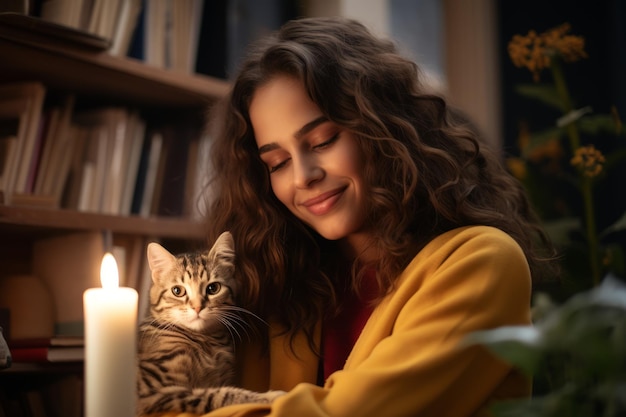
top-left (249, 76), bottom-right (369, 241)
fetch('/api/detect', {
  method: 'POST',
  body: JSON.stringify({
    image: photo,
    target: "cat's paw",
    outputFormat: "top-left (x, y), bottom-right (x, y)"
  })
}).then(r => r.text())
top-left (265, 390), bottom-right (287, 402)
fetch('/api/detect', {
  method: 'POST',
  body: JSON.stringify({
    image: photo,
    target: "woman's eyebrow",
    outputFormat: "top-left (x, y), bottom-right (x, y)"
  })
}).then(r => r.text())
top-left (294, 115), bottom-right (328, 139)
top-left (258, 116), bottom-right (329, 155)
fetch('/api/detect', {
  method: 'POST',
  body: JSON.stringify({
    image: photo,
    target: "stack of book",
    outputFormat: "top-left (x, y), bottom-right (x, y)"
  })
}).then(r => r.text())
top-left (38, 0), bottom-right (143, 56)
top-left (0, 81), bottom-right (211, 218)
top-left (35, 0), bottom-right (206, 72)
top-left (8, 336), bottom-right (84, 363)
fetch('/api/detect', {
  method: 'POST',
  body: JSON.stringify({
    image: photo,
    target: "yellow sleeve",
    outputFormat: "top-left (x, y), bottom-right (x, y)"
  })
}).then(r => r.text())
top-left (144, 226), bottom-right (532, 417)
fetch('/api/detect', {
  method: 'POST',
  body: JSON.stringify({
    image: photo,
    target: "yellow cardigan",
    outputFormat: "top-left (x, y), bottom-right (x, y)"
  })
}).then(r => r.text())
top-left (146, 225), bottom-right (532, 417)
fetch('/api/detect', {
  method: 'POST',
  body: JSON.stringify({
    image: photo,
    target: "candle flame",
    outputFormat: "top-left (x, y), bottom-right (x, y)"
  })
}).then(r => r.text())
top-left (100, 252), bottom-right (119, 289)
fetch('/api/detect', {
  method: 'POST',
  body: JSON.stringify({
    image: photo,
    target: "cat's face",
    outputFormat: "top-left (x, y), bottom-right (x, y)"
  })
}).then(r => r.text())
top-left (146, 232), bottom-right (237, 332)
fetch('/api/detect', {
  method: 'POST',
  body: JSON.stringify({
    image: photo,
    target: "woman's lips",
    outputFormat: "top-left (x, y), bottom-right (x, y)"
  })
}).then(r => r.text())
top-left (301, 187), bottom-right (346, 216)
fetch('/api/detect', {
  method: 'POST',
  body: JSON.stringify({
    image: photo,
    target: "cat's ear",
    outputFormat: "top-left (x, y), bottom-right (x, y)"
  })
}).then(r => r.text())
top-left (208, 231), bottom-right (235, 267)
top-left (146, 242), bottom-right (176, 281)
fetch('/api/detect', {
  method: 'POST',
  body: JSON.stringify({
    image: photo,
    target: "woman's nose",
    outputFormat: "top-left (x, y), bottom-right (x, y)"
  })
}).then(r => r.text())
top-left (293, 155), bottom-right (324, 188)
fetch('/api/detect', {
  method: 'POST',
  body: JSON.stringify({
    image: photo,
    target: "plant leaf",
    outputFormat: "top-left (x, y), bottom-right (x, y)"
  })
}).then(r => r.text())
top-left (600, 211), bottom-right (626, 239)
top-left (521, 126), bottom-right (565, 158)
top-left (463, 326), bottom-right (542, 374)
top-left (515, 84), bottom-right (565, 111)
top-left (542, 217), bottom-right (582, 247)
top-left (577, 113), bottom-right (626, 136)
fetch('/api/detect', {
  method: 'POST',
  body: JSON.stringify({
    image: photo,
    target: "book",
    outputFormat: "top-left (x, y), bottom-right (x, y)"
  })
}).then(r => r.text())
top-left (41, 0), bottom-right (85, 30)
top-left (8, 335), bottom-right (84, 348)
top-left (140, 0), bottom-right (204, 72)
top-left (170, 0), bottom-right (204, 73)
top-left (155, 125), bottom-right (192, 217)
top-left (73, 107), bottom-right (133, 214)
top-left (185, 131), bottom-right (213, 219)
top-left (40, 0), bottom-right (137, 47)
top-left (60, 125), bottom-right (89, 210)
top-left (0, 96), bottom-right (30, 200)
top-left (4, 82), bottom-right (47, 195)
top-left (110, 0), bottom-right (143, 56)
top-left (33, 94), bottom-right (75, 198)
top-left (10, 345), bottom-right (84, 363)
top-left (23, 111), bottom-right (48, 194)
top-left (118, 112), bottom-right (145, 215)
top-left (138, 131), bottom-right (163, 217)
top-left (0, 82), bottom-right (46, 202)
top-left (144, 0), bottom-right (168, 68)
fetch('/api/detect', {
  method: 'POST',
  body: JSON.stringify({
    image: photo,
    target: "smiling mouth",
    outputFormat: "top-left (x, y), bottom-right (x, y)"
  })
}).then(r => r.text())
top-left (302, 187), bottom-right (346, 215)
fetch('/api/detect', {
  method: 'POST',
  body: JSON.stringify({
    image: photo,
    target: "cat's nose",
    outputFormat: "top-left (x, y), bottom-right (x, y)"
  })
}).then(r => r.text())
top-left (194, 306), bottom-right (201, 314)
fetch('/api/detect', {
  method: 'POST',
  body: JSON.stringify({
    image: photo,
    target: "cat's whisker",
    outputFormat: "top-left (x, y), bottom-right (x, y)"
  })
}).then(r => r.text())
top-left (217, 312), bottom-right (253, 340)
top-left (216, 317), bottom-right (241, 341)
top-left (221, 305), bottom-right (269, 326)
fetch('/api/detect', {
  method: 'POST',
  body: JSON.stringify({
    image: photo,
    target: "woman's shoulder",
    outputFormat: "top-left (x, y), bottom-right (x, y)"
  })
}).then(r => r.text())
top-left (393, 225), bottom-right (531, 303)
top-left (401, 225), bottom-right (529, 283)
top-left (423, 225), bottom-right (523, 258)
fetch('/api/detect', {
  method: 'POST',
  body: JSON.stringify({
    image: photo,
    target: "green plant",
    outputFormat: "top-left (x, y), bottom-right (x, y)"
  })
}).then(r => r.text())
top-left (466, 275), bottom-right (626, 417)
top-left (506, 23), bottom-right (626, 295)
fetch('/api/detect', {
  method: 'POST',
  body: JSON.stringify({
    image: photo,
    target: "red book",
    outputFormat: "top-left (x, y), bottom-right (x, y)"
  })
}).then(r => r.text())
top-left (8, 336), bottom-right (84, 363)
top-left (10, 346), bottom-right (84, 363)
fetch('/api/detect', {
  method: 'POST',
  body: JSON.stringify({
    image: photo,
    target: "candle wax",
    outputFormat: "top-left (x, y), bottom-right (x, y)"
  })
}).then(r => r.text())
top-left (84, 286), bottom-right (138, 417)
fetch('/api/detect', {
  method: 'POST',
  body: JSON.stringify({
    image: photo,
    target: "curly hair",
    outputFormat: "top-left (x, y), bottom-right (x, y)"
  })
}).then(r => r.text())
top-left (204, 16), bottom-right (558, 348)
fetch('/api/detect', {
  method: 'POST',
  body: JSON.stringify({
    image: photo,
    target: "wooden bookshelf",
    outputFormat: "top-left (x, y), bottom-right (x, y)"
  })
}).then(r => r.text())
top-left (0, 13), bottom-right (226, 238)
top-left (0, 12), bottom-right (224, 416)
top-left (0, 13), bottom-right (230, 108)
top-left (0, 205), bottom-right (206, 240)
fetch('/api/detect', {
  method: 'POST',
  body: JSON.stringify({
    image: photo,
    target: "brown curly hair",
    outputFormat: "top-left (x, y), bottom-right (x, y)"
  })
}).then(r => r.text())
top-left (203, 16), bottom-right (558, 348)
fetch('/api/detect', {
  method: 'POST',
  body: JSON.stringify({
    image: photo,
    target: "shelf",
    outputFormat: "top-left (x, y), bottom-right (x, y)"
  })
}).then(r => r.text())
top-left (0, 13), bottom-right (230, 109)
top-left (0, 205), bottom-right (206, 240)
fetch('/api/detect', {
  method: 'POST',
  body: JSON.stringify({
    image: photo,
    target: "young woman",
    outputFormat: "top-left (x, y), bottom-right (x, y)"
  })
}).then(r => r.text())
top-left (181, 16), bottom-right (555, 417)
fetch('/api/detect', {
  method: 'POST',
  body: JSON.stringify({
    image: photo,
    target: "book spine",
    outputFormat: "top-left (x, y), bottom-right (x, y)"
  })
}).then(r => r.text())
top-left (10, 347), bottom-right (50, 362)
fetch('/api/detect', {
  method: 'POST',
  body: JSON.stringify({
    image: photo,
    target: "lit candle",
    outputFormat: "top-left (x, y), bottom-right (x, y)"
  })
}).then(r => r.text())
top-left (83, 252), bottom-right (138, 417)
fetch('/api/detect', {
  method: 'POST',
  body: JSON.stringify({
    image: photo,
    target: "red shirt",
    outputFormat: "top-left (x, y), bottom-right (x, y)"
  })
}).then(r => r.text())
top-left (322, 269), bottom-right (378, 380)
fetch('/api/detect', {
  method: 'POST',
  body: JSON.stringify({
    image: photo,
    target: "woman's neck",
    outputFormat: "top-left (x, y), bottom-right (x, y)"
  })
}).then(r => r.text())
top-left (339, 231), bottom-right (380, 265)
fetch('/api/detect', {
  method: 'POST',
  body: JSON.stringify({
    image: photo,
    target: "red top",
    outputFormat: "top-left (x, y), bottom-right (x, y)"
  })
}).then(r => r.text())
top-left (322, 269), bottom-right (379, 380)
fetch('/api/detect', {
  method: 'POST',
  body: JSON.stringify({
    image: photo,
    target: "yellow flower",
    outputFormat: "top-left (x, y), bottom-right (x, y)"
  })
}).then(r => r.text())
top-left (508, 23), bottom-right (587, 82)
top-left (516, 122), bottom-right (563, 172)
top-left (507, 157), bottom-right (527, 180)
top-left (570, 145), bottom-right (606, 178)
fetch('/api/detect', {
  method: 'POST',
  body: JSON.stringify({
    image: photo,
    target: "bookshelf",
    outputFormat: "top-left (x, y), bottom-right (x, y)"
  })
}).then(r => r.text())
top-left (0, 15), bottom-right (226, 234)
top-left (0, 205), bottom-right (206, 239)
top-left (0, 13), bottom-right (229, 108)
top-left (0, 12), bottom-right (228, 416)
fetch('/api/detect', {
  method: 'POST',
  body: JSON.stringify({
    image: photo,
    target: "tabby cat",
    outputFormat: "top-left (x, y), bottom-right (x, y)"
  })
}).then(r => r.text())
top-left (137, 231), bottom-right (283, 415)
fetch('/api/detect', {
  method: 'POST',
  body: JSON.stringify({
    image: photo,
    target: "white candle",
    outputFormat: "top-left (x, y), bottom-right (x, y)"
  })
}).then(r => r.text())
top-left (83, 252), bottom-right (138, 417)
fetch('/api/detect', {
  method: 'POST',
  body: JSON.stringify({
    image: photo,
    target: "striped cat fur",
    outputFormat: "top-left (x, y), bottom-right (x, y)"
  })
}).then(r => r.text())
top-left (137, 232), bottom-right (283, 415)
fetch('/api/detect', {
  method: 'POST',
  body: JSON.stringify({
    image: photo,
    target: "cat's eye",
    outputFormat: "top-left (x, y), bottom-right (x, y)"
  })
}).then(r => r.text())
top-left (206, 282), bottom-right (221, 296)
top-left (171, 285), bottom-right (186, 297)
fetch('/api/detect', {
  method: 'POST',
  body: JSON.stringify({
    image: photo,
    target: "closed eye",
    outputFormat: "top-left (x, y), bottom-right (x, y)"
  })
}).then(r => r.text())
top-left (313, 133), bottom-right (340, 150)
top-left (268, 157), bottom-right (290, 173)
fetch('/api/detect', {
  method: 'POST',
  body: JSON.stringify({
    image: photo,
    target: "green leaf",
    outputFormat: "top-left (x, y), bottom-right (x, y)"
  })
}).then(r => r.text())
top-left (577, 113), bottom-right (625, 136)
top-left (605, 147), bottom-right (626, 171)
top-left (542, 217), bottom-right (582, 247)
top-left (521, 126), bottom-right (565, 158)
top-left (515, 84), bottom-right (565, 111)
top-left (602, 244), bottom-right (625, 277)
top-left (463, 326), bottom-right (543, 374)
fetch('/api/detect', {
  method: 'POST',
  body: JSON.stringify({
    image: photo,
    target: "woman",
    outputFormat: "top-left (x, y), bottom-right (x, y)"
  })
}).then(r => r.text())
top-left (194, 16), bottom-right (555, 417)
